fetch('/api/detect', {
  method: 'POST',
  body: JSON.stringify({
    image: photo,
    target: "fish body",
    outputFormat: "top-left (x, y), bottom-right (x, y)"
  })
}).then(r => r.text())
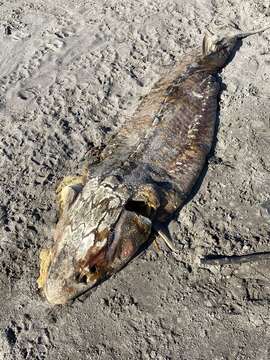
top-left (38, 27), bottom-right (269, 304)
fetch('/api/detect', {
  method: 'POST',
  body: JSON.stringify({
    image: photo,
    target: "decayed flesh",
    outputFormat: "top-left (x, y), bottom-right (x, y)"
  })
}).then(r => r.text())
top-left (38, 26), bottom-right (269, 305)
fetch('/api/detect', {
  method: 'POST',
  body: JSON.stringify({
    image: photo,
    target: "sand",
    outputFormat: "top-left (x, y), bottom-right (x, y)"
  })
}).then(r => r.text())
top-left (0, 0), bottom-right (270, 359)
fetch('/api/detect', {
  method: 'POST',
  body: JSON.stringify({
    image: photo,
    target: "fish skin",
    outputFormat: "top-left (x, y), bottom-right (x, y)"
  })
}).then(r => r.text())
top-left (38, 29), bottom-right (267, 305)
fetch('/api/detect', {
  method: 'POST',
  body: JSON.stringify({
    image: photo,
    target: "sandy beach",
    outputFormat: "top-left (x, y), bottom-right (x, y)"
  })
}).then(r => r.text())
top-left (0, 0), bottom-right (270, 359)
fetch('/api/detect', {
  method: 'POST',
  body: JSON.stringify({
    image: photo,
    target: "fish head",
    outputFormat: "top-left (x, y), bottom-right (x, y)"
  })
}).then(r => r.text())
top-left (39, 176), bottom-right (160, 305)
top-left (202, 26), bottom-right (270, 69)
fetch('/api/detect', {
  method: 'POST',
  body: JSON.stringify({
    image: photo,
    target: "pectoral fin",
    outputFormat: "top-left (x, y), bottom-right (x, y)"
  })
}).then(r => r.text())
top-left (153, 223), bottom-right (179, 253)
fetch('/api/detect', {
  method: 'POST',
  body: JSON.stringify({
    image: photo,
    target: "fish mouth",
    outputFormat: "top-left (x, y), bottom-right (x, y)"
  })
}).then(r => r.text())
top-left (44, 278), bottom-right (90, 305)
top-left (42, 248), bottom-right (110, 304)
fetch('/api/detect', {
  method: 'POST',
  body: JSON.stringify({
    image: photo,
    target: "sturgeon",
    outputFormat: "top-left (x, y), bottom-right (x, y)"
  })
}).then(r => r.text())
top-left (37, 26), bottom-right (269, 304)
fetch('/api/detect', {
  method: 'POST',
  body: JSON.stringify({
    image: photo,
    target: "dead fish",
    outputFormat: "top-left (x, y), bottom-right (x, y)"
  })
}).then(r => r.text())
top-left (37, 26), bottom-right (269, 305)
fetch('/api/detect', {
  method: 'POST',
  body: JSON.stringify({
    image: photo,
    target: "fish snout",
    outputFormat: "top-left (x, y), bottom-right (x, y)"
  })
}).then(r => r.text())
top-left (44, 277), bottom-right (75, 305)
